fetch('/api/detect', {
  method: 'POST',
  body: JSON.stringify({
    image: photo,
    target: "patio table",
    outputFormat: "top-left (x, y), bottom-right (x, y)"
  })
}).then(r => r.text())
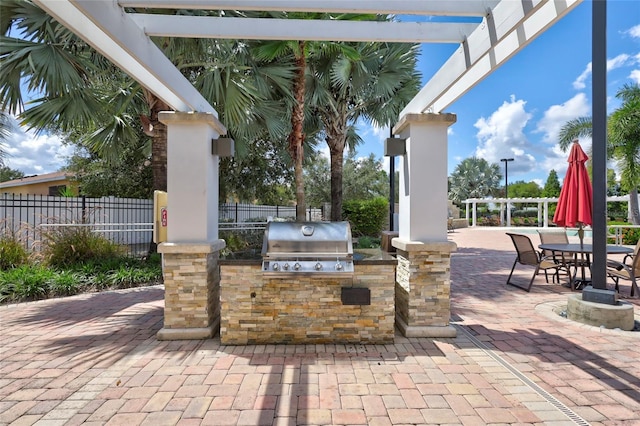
top-left (538, 243), bottom-right (633, 290)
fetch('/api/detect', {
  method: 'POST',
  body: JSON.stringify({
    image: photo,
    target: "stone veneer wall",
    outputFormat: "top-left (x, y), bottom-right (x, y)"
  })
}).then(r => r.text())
top-left (220, 263), bottom-right (395, 345)
top-left (162, 251), bottom-right (220, 330)
top-left (394, 243), bottom-right (454, 329)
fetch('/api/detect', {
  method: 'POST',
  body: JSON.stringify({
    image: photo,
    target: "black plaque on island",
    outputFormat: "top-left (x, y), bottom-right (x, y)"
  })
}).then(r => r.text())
top-left (341, 287), bottom-right (371, 305)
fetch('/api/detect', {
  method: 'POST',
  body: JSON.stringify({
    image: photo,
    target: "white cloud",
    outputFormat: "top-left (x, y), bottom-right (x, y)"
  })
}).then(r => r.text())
top-left (371, 124), bottom-right (389, 142)
top-left (474, 95), bottom-right (537, 174)
top-left (317, 145), bottom-right (330, 160)
top-left (630, 69), bottom-right (640, 85)
top-left (572, 53), bottom-right (635, 89)
top-left (2, 117), bottom-right (73, 175)
top-left (573, 63), bottom-right (592, 89)
top-left (626, 24), bottom-right (640, 39)
top-left (534, 94), bottom-right (594, 181)
top-left (536, 93), bottom-right (590, 143)
top-left (608, 53), bottom-right (631, 71)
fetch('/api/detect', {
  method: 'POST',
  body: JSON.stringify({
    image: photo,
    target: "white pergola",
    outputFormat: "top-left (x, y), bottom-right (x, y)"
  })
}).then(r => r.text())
top-left (32, 0), bottom-right (582, 242)
top-left (31, 0), bottom-right (600, 339)
top-left (33, 0), bottom-right (580, 118)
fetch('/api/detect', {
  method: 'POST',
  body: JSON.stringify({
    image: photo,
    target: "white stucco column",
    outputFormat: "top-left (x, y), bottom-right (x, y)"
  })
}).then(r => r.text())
top-left (155, 111), bottom-right (227, 340)
top-left (159, 111), bottom-right (225, 243)
top-left (391, 113), bottom-right (458, 339)
top-left (472, 201), bottom-right (477, 226)
top-left (393, 113), bottom-right (457, 241)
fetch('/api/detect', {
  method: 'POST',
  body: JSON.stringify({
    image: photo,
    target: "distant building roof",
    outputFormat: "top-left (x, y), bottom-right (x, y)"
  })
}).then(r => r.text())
top-left (0, 171), bottom-right (73, 189)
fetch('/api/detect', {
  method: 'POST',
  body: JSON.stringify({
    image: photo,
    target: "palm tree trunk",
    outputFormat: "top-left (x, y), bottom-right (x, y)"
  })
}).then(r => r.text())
top-left (630, 187), bottom-right (640, 225)
top-left (149, 97), bottom-right (170, 192)
top-left (329, 146), bottom-right (344, 222)
top-left (290, 41), bottom-right (306, 222)
top-left (327, 127), bottom-right (347, 222)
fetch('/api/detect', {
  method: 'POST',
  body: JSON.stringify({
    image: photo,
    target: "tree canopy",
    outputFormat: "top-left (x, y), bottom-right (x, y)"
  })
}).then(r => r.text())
top-left (308, 39), bottom-right (421, 220)
top-left (448, 157), bottom-right (502, 203)
top-left (305, 151), bottom-right (389, 208)
top-left (508, 180), bottom-right (542, 199)
top-left (541, 170), bottom-right (561, 198)
top-left (0, 164), bottom-right (24, 182)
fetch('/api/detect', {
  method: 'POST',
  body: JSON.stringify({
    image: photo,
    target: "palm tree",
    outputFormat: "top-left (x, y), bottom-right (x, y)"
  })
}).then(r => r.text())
top-left (1, 1), bottom-right (167, 188)
top-left (252, 13), bottom-right (378, 222)
top-left (308, 40), bottom-right (421, 221)
top-left (559, 83), bottom-right (640, 224)
top-left (0, 111), bottom-right (15, 165)
top-left (448, 157), bottom-right (503, 203)
top-left (1, 2), bottom-right (294, 193)
top-left (253, 37), bottom-right (310, 221)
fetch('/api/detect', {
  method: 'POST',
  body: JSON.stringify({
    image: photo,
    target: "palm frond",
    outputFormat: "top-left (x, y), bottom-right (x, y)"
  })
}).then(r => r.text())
top-left (558, 117), bottom-right (593, 151)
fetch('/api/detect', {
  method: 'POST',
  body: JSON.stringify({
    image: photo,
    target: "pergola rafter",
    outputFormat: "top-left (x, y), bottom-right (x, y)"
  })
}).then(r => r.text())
top-left (129, 15), bottom-right (479, 43)
top-left (118, 0), bottom-right (499, 17)
top-left (33, 0), bottom-right (582, 118)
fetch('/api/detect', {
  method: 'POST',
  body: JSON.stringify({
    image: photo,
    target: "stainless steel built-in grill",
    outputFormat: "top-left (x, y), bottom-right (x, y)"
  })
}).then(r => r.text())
top-left (261, 221), bottom-right (354, 276)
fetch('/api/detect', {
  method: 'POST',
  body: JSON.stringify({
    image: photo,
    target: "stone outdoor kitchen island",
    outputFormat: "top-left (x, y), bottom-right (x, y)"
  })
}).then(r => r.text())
top-left (219, 255), bottom-right (396, 345)
top-left (156, 112), bottom-right (457, 344)
top-left (34, 0), bottom-right (584, 346)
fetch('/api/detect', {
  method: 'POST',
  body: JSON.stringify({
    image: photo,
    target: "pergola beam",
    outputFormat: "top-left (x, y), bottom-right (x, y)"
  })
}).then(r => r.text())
top-left (33, 0), bottom-right (221, 118)
top-left (402, 0), bottom-right (582, 115)
top-left (119, 0), bottom-right (499, 17)
top-left (130, 15), bottom-right (478, 43)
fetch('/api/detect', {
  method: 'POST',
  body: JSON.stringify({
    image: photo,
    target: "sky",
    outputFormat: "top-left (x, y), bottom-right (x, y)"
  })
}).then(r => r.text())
top-left (3, 0), bottom-right (640, 187)
top-left (356, 0), bottom-right (640, 187)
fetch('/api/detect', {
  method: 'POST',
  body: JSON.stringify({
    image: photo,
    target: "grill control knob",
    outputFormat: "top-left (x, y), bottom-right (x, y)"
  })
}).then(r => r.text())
top-left (283, 263), bottom-right (290, 270)
top-left (293, 262), bottom-right (301, 271)
top-left (272, 263), bottom-right (279, 271)
top-left (335, 262), bottom-right (344, 271)
top-left (315, 262), bottom-right (323, 271)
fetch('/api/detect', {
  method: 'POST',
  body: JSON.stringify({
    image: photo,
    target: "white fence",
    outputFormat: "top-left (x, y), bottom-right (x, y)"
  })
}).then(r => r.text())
top-left (463, 195), bottom-right (637, 227)
top-left (1, 195), bottom-right (325, 254)
top-left (219, 203), bottom-right (324, 222)
top-left (0, 194), bottom-right (153, 253)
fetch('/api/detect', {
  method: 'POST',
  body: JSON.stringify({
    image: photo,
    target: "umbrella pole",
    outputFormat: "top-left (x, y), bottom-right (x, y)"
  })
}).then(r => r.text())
top-left (577, 223), bottom-right (587, 288)
top-left (578, 224), bottom-right (585, 247)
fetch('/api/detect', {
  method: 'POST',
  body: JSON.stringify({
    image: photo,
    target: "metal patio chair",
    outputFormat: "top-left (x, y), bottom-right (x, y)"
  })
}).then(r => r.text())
top-left (506, 233), bottom-right (569, 292)
top-left (606, 239), bottom-right (640, 297)
top-left (538, 229), bottom-right (582, 288)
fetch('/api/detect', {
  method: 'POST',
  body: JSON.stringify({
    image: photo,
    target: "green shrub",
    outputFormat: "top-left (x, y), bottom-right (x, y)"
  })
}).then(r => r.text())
top-left (0, 254), bottom-right (162, 303)
top-left (342, 197), bottom-right (388, 237)
top-left (50, 271), bottom-right (83, 296)
top-left (221, 231), bottom-right (250, 252)
top-left (43, 226), bottom-right (125, 267)
top-left (512, 209), bottom-right (539, 218)
top-left (357, 236), bottom-right (380, 249)
top-left (621, 227), bottom-right (640, 245)
top-left (477, 215), bottom-right (501, 226)
top-left (0, 265), bottom-right (55, 301)
top-left (0, 237), bottom-right (29, 270)
top-left (105, 257), bottom-right (162, 288)
top-left (219, 228), bottom-right (264, 258)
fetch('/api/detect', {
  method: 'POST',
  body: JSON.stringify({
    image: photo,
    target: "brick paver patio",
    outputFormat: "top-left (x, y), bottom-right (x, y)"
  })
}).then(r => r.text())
top-left (1, 227), bottom-right (639, 425)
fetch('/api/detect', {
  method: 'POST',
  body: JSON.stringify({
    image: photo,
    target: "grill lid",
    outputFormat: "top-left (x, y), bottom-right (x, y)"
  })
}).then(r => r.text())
top-left (261, 221), bottom-right (353, 257)
top-left (261, 221), bottom-right (354, 275)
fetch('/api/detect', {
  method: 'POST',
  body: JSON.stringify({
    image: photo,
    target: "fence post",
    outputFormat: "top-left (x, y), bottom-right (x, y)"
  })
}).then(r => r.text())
top-left (235, 203), bottom-right (238, 222)
top-left (81, 195), bottom-right (87, 224)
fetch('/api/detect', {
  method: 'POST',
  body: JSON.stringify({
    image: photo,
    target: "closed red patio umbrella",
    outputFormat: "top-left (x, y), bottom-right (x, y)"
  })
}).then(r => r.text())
top-left (553, 140), bottom-right (593, 245)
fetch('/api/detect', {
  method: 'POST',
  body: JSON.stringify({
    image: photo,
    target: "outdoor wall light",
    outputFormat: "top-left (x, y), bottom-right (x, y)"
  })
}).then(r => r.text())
top-left (384, 137), bottom-right (406, 157)
top-left (211, 137), bottom-right (235, 157)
